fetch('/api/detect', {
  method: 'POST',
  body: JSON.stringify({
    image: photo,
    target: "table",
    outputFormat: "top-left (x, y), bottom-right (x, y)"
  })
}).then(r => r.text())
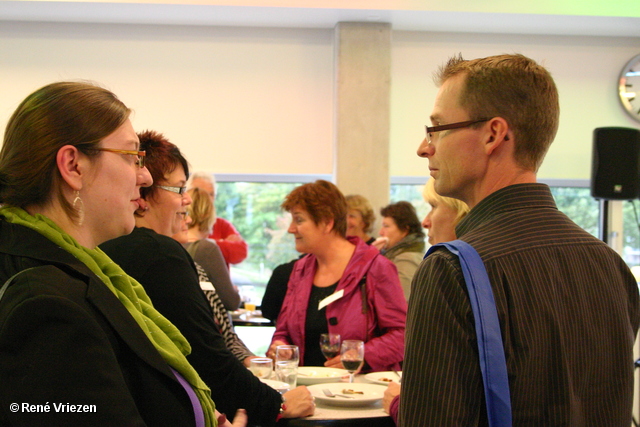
top-left (276, 401), bottom-right (395, 427)
top-left (230, 309), bottom-right (274, 327)
top-left (276, 375), bottom-right (395, 427)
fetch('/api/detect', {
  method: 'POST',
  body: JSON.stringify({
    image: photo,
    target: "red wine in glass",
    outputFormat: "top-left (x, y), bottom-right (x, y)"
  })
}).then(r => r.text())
top-left (340, 340), bottom-right (365, 383)
top-left (342, 359), bottom-right (363, 372)
top-left (319, 333), bottom-right (341, 360)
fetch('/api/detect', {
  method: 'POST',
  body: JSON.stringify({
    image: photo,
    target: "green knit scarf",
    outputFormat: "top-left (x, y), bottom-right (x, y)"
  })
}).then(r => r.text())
top-left (0, 206), bottom-right (216, 427)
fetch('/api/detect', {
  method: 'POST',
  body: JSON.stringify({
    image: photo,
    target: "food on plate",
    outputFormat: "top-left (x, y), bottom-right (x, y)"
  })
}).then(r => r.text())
top-left (342, 389), bottom-right (364, 395)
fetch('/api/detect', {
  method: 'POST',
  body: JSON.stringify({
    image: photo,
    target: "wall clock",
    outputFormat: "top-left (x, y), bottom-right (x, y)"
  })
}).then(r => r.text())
top-left (619, 54), bottom-right (640, 123)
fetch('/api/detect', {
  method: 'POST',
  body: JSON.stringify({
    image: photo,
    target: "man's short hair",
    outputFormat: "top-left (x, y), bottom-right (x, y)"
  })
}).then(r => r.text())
top-left (435, 53), bottom-right (559, 172)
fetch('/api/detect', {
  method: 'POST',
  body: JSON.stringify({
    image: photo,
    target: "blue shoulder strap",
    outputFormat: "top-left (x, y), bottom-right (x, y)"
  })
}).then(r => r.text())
top-left (426, 240), bottom-right (512, 427)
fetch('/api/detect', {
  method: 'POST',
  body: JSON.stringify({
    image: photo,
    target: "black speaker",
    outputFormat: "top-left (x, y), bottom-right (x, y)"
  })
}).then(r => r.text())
top-left (590, 127), bottom-right (640, 200)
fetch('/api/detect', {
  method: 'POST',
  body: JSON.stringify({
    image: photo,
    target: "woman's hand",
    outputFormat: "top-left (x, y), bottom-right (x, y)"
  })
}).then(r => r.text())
top-left (372, 236), bottom-right (389, 251)
top-left (323, 354), bottom-right (343, 369)
top-left (382, 382), bottom-right (401, 414)
top-left (217, 409), bottom-right (247, 427)
top-left (282, 386), bottom-right (315, 418)
top-left (266, 340), bottom-right (287, 360)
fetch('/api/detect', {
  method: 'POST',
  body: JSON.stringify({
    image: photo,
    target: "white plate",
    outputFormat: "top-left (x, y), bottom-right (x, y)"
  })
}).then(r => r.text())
top-left (296, 367), bottom-right (349, 385)
top-left (260, 378), bottom-right (290, 393)
top-left (364, 371), bottom-right (402, 385)
top-left (308, 383), bottom-right (387, 407)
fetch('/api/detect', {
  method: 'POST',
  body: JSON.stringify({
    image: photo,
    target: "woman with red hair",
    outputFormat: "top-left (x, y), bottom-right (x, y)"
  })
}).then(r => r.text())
top-left (267, 180), bottom-right (406, 372)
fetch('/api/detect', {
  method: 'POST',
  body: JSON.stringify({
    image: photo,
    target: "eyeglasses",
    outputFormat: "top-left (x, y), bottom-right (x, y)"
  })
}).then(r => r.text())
top-left (425, 118), bottom-right (490, 144)
top-left (156, 185), bottom-right (188, 195)
top-left (92, 147), bottom-right (146, 169)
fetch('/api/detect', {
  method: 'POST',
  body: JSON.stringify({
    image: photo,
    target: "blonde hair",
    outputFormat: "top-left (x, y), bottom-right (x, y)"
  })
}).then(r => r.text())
top-left (345, 194), bottom-right (375, 234)
top-left (186, 187), bottom-right (216, 234)
top-left (423, 179), bottom-right (470, 225)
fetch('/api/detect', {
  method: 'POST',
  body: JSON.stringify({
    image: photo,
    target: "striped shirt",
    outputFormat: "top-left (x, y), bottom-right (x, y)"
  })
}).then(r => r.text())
top-left (399, 184), bottom-right (640, 426)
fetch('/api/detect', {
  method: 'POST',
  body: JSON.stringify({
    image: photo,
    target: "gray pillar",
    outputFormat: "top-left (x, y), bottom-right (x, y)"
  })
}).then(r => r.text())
top-left (334, 22), bottom-right (391, 224)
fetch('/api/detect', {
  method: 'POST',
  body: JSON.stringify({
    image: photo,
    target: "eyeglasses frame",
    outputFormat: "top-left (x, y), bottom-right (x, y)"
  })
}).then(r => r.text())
top-left (156, 185), bottom-right (188, 196)
top-left (91, 147), bottom-right (146, 169)
top-left (425, 118), bottom-right (491, 144)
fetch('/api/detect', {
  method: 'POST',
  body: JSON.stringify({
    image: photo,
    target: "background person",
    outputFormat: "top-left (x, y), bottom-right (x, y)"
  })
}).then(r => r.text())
top-left (188, 171), bottom-right (248, 268)
top-left (373, 201), bottom-right (425, 300)
top-left (383, 178), bottom-right (469, 424)
top-left (262, 194), bottom-right (376, 324)
top-left (400, 53), bottom-right (640, 426)
top-left (184, 186), bottom-right (241, 311)
top-left (0, 82), bottom-right (225, 426)
top-left (267, 180), bottom-right (406, 371)
top-left (345, 194), bottom-right (376, 245)
top-left (101, 130), bottom-right (314, 426)
top-left (261, 253), bottom-right (303, 324)
top-left (421, 178), bottom-right (470, 245)
top-left (172, 204), bottom-right (256, 366)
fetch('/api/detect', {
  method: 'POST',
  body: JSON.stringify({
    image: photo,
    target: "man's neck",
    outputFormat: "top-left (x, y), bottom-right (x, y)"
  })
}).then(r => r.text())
top-left (465, 169), bottom-right (537, 209)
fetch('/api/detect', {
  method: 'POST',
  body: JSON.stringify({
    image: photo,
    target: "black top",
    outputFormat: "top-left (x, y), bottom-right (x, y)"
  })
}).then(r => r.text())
top-left (0, 220), bottom-right (194, 426)
top-left (261, 256), bottom-right (303, 323)
top-left (101, 227), bottom-right (282, 426)
top-left (303, 282), bottom-right (338, 366)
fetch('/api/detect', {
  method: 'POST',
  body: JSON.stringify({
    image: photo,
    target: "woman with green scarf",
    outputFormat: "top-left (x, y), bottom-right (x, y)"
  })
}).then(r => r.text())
top-left (0, 82), bottom-right (243, 427)
top-left (373, 201), bottom-right (426, 301)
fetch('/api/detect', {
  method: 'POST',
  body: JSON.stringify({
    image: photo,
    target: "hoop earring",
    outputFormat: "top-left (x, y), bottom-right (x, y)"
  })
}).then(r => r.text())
top-left (72, 190), bottom-right (84, 226)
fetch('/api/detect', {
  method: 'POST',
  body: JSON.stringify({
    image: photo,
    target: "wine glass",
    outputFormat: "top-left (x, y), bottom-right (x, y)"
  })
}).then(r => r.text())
top-left (319, 333), bottom-right (341, 361)
top-left (340, 339), bottom-right (364, 383)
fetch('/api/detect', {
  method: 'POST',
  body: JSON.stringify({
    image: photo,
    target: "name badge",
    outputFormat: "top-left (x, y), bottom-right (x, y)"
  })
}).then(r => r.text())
top-left (318, 289), bottom-right (344, 310)
top-left (200, 281), bottom-right (215, 291)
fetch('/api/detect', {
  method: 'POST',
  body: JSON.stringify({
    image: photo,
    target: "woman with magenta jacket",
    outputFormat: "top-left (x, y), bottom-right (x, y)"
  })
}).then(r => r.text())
top-left (267, 180), bottom-right (406, 372)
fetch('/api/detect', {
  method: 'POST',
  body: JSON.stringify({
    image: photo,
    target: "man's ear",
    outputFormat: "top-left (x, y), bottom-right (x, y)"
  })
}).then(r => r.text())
top-left (56, 145), bottom-right (85, 191)
top-left (484, 117), bottom-right (510, 155)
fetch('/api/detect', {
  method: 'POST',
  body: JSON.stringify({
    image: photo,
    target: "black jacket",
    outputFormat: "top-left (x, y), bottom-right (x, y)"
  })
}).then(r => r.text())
top-left (0, 219), bottom-right (195, 426)
top-left (101, 227), bottom-right (283, 426)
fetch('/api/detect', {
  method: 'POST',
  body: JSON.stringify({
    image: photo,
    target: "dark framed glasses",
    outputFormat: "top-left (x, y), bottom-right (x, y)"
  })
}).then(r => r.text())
top-left (425, 118), bottom-right (490, 143)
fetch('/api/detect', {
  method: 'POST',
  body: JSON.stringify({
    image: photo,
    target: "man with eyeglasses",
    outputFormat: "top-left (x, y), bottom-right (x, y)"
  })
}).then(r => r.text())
top-left (399, 54), bottom-right (640, 426)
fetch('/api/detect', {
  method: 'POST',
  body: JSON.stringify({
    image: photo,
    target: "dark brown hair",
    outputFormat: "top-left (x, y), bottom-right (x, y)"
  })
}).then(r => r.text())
top-left (0, 81), bottom-right (130, 218)
top-left (380, 201), bottom-right (424, 237)
top-left (281, 180), bottom-right (347, 237)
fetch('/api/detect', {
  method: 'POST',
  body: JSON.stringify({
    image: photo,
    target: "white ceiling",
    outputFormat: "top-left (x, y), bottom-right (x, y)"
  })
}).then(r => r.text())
top-left (1, 1), bottom-right (639, 37)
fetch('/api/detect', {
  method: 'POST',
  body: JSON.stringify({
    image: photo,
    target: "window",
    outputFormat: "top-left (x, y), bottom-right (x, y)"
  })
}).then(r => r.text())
top-left (214, 176), bottom-right (639, 303)
top-left (549, 186), bottom-right (598, 238)
top-left (623, 200), bottom-right (640, 270)
top-left (215, 175), bottom-right (330, 303)
top-left (390, 182), bottom-right (429, 221)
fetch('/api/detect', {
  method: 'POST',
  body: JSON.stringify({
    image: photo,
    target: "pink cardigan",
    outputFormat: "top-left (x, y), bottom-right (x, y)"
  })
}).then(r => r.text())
top-left (271, 237), bottom-right (407, 371)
